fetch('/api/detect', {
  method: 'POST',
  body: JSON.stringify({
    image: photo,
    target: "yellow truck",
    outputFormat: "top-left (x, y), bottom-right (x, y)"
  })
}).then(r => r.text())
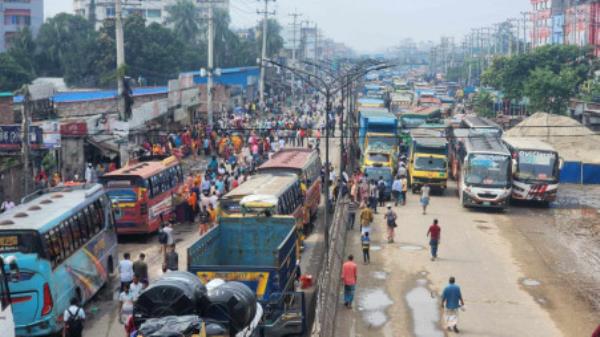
top-left (408, 130), bottom-right (448, 194)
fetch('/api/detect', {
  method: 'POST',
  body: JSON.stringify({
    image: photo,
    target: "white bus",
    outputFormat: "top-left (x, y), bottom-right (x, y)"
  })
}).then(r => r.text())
top-left (458, 135), bottom-right (513, 210)
top-left (503, 137), bottom-right (562, 204)
top-left (0, 256), bottom-right (15, 337)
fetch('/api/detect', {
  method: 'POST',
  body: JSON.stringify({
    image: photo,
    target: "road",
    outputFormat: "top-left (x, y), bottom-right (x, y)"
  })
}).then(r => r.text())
top-left (334, 185), bottom-right (598, 337)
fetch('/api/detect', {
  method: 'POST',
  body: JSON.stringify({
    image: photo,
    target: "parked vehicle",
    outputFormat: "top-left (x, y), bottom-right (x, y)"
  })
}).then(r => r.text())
top-left (0, 256), bottom-right (15, 337)
top-left (187, 216), bottom-right (305, 337)
top-left (408, 129), bottom-right (449, 193)
top-left (0, 184), bottom-right (118, 336)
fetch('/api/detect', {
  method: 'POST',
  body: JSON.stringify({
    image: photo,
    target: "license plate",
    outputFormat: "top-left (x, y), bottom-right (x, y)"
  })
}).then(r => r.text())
top-left (483, 202), bottom-right (491, 206)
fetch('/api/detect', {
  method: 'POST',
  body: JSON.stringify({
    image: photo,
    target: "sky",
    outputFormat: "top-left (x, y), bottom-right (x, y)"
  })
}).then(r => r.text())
top-left (47, 0), bottom-right (530, 53)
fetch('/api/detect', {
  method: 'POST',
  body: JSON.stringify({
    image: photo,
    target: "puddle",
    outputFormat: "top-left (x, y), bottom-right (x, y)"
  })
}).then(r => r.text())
top-left (522, 278), bottom-right (541, 287)
top-left (372, 271), bottom-right (388, 280)
top-left (405, 281), bottom-right (444, 337)
top-left (358, 288), bottom-right (393, 328)
top-left (477, 225), bottom-right (492, 231)
top-left (399, 244), bottom-right (424, 251)
top-left (474, 219), bottom-right (488, 223)
top-left (536, 297), bottom-right (547, 305)
top-left (370, 245), bottom-right (382, 251)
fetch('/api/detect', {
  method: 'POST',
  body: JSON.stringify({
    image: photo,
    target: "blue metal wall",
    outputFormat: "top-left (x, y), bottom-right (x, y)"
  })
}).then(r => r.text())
top-left (559, 161), bottom-right (600, 184)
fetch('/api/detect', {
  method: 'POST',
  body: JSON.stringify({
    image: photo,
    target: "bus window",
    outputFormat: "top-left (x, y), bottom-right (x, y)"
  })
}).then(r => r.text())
top-left (68, 219), bottom-right (82, 248)
top-left (59, 223), bottom-right (73, 256)
top-left (77, 212), bottom-right (90, 240)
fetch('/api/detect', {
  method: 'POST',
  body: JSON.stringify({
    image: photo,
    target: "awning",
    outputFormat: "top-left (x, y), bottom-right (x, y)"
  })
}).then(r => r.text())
top-left (87, 135), bottom-right (121, 159)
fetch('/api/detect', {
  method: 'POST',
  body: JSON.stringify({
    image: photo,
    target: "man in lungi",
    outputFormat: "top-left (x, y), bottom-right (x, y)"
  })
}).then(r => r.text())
top-left (442, 276), bottom-right (464, 333)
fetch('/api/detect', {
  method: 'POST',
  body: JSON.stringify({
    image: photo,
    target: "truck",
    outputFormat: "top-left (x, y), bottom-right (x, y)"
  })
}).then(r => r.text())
top-left (187, 216), bottom-right (304, 337)
top-left (359, 109), bottom-right (399, 173)
top-left (408, 129), bottom-right (449, 193)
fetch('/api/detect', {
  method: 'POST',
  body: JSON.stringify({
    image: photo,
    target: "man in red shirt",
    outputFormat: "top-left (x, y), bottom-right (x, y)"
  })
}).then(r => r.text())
top-left (427, 219), bottom-right (441, 261)
top-left (341, 255), bottom-right (358, 308)
top-left (592, 324), bottom-right (600, 337)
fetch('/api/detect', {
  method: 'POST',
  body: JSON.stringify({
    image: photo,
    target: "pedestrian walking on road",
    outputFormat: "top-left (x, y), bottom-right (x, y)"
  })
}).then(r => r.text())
top-left (359, 202), bottom-right (373, 235)
top-left (401, 175), bottom-right (408, 205)
top-left (347, 199), bottom-right (357, 230)
top-left (392, 175), bottom-right (403, 207)
top-left (118, 252), bottom-right (134, 291)
top-left (384, 206), bottom-right (397, 243)
top-left (441, 276), bottom-right (464, 333)
top-left (159, 222), bottom-right (174, 259)
top-left (164, 244), bottom-right (179, 272)
top-left (341, 255), bottom-right (358, 308)
top-left (132, 253), bottom-right (148, 283)
top-left (118, 283), bottom-right (135, 324)
top-left (369, 180), bottom-right (378, 213)
top-left (420, 184), bottom-right (431, 215)
top-left (63, 297), bottom-right (85, 337)
top-left (427, 219), bottom-right (441, 261)
top-left (377, 176), bottom-right (386, 207)
top-left (361, 232), bottom-right (371, 264)
top-left (591, 324), bottom-right (600, 337)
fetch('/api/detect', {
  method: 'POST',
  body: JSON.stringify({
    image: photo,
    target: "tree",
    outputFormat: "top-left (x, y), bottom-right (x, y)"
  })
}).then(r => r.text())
top-left (7, 27), bottom-right (36, 76)
top-left (473, 90), bottom-right (495, 118)
top-left (257, 19), bottom-right (284, 58)
top-left (0, 53), bottom-right (33, 91)
top-left (524, 67), bottom-right (579, 115)
top-left (165, 0), bottom-right (201, 44)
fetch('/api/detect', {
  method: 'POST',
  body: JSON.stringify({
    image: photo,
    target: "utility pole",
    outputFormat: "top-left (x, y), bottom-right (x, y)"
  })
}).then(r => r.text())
top-left (289, 11), bottom-right (302, 109)
top-left (207, 0), bottom-right (214, 127)
top-left (115, 0), bottom-right (125, 119)
top-left (258, 0), bottom-right (275, 110)
top-left (21, 86), bottom-right (31, 196)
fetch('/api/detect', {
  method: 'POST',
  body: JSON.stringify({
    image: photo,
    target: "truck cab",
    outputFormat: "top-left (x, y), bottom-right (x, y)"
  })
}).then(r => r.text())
top-left (408, 130), bottom-right (449, 193)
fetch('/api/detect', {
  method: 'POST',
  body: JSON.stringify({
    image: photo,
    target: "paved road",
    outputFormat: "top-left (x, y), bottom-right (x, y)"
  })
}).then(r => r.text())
top-left (334, 186), bottom-right (598, 337)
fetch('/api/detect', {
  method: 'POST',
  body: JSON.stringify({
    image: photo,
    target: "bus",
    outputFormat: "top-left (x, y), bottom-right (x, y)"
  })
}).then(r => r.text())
top-left (0, 184), bottom-right (118, 336)
top-left (257, 148), bottom-right (321, 227)
top-left (1, 256), bottom-right (15, 337)
top-left (219, 174), bottom-right (305, 231)
top-left (503, 137), bottom-right (562, 204)
top-left (457, 136), bottom-right (513, 210)
top-left (461, 116), bottom-right (503, 137)
top-left (99, 156), bottom-right (184, 234)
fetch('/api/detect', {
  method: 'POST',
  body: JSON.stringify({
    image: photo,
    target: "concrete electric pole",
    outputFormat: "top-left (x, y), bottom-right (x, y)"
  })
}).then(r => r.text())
top-left (115, 0), bottom-right (125, 118)
top-left (207, 0), bottom-right (214, 127)
top-left (258, 0), bottom-right (275, 110)
top-left (289, 10), bottom-right (302, 109)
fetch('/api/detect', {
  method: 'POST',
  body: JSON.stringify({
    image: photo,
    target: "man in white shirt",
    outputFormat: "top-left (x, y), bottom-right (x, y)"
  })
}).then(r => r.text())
top-left (63, 297), bottom-right (85, 337)
top-left (119, 252), bottom-right (134, 291)
top-left (129, 275), bottom-right (144, 300)
top-left (1, 200), bottom-right (15, 213)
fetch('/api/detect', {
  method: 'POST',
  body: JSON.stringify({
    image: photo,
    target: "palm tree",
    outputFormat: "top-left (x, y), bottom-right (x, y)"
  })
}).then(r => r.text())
top-left (165, 0), bottom-right (201, 43)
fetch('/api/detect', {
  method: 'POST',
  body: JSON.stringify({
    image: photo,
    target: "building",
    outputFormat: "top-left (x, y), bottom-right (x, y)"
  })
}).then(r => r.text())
top-left (0, 0), bottom-right (44, 51)
top-left (531, 0), bottom-right (555, 47)
top-left (73, 0), bottom-right (229, 29)
top-left (564, 0), bottom-right (600, 56)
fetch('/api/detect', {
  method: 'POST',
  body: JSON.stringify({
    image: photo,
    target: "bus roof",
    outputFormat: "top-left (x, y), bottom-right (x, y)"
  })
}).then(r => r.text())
top-left (465, 136), bottom-right (510, 156)
top-left (258, 148), bottom-right (318, 172)
top-left (223, 174), bottom-right (297, 199)
top-left (102, 156), bottom-right (179, 179)
top-left (0, 184), bottom-right (104, 232)
top-left (462, 116), bottom-right (501, 129)
top-left (502, 137), bottom-right (556, 152)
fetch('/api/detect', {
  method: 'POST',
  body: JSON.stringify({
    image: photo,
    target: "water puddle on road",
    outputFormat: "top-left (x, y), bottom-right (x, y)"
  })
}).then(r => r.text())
top-left (522, 278), bottom-right (541, 287)
top-left (399, 244), bottom-right (424, 251)
top-left (372, 271), bottom-right (388, 280)
top-left (405, 279), bottom-right (444, 337)
top-left (357, 288), bottom-right (394, 328)
top-left (370, 245), bottom-right (382, 251)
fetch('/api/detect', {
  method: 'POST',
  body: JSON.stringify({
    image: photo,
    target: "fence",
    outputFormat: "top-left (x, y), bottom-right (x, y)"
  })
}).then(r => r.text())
top-left (560, 161), bottom-right (600, 184)
top-left (310, 194), bottom-right (349, 337)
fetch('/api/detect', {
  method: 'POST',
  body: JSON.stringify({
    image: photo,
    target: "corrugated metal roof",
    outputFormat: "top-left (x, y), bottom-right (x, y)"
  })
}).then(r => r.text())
top-left (13, 87), bottom-right (167, 103)
top-left (0, 92), bottom-right (13, 98)
top-left (258, 148), bottom-right (318, 172)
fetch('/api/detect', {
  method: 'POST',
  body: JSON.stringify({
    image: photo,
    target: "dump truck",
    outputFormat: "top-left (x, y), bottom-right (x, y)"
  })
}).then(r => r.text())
top-left (408, 129), bottom-right (449, 194)
top-left (187, 216), bottom-right (304, 337)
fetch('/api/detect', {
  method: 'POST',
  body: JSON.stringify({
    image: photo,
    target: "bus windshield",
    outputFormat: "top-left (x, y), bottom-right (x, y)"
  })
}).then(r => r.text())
top-left (466, 154), bottom-right (510, 188)
top-left (105, 189), bottom-right (138, 203)
top-left (415, 157), bottom-right (447, 172)
top-left (401, 117), bottom-right (427, 128)
top-left (368, 153), bottom-right (390, 163)
top-left (368, 136), bottom-right (396, 148)
top-left (0, 231), bottom-right (43, 255)
top-left (517, 150), bottom-right (558, 182)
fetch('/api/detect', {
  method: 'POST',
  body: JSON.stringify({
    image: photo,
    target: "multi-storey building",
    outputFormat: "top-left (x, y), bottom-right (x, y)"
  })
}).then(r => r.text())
top-left (0, 0), bottom-right (44, 52)
top-left (564, 0), bottom-right (600, 56)
top-left (73, 0), bottom-right (229, 30)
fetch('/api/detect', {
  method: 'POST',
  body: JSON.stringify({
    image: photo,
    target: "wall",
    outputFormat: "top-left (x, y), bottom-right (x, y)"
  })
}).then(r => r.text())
top-left (54, 93), bottom-right (167, 119)
top-left (0, 95), bottom-right (14, 124)
top-left (0, 159), bottom-right (24, 203)
top-left (60, 138), bottom-right (86, 181)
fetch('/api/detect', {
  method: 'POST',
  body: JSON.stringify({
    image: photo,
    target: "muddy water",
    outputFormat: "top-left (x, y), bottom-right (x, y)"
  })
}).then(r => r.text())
top-left (399, 244), bottom-right (424, 251)
top-left (405, 279), bottom-right (444, 337)
top-left (357, 288), bottom-right (394, 328)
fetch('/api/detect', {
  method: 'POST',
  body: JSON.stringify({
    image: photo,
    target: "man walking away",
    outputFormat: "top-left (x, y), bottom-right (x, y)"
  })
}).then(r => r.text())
top-left (132, 253), bottom-right (148, 283)
top-left (384, 206), bottom-right (397, 243)
top-left (347, 199), bottom-right (357, 230)
top-left (63, 297), bottom-right (85, 337)
top-left (421, 184), bottom-right (431, 215)
top-left (392, 175), bottom-right (403, 207)
top-left (119, 253), bottom-right (134, 291)
top-left (361, 232), bottom-right (371, 264)
top-left (377, 176), bottom-right (386, 207)
top-left (359, 202), bottom-right (373, 235)
top-left (401, 175), bottom-right (408, 205)
top-left (427, 219), bottom-right (441, 261)
top-left (369, 180), bottom-right (378, 213)
top-left (164, 244), bottom-right (179, 272)
top-left (442, 276), bottom-right (464, 333)
top-left (341, 255), bottom-right (358, 308)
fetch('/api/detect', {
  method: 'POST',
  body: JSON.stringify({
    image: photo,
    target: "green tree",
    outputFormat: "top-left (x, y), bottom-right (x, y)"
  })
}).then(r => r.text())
top-left (0, 53), bottom-right (33, 91)
top-left (524, 67), bottom-right (579, 115)
top-left (257, 19), bottom-right (284, 57)
top-left (7, 28), bottom-right (36, 76)
top-left (474, 90), bottom-right (495, 118)
top-left (165, 0), bottom-right (201, 44)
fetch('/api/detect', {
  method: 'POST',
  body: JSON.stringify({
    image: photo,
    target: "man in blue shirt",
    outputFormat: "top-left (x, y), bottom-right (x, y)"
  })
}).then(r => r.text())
top-left (442, 276), bottom-right (464, 333)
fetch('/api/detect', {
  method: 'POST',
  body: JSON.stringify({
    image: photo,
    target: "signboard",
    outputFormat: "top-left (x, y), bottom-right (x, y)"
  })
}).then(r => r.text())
top-left (41, 121), bottom-right (61, 149)
top-left (0, 125), bottom-right (43, 150)
top-left (60, 122), bottom-right (87, 136)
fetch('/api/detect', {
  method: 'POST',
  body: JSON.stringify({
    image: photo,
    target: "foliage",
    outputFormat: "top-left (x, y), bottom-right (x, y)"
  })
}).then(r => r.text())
top-left (7, 27), bottom-right (37, 76)
top-left (473, 90), bottom-right (495, 118)
top-left (0, 53), bottom-right (33, 91)
top-left (523, 67), bottom-right (579, 115)
top-left (257, 19), bottom-right (284, 57)
top-left (165, 0), bottom-right (201, 44)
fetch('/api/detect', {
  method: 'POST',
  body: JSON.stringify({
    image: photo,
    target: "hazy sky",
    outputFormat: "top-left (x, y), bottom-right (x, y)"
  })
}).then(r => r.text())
top-left (46, 0), bottom-right (530, 52)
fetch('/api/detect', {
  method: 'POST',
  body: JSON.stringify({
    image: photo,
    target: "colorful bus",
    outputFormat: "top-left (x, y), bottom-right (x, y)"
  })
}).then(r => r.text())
top-left (503, 137), bottom-right (562, 204)
top-left (257, 148), bottom-right (322, 226)
top-left (0, 184), bottom-right (118, 336)
top-left (0, 256), bottom-right (15, 337)
top-left (99, 156), bottom-right (184, 234)
top-left (219, 174), bottom-right (305, 231)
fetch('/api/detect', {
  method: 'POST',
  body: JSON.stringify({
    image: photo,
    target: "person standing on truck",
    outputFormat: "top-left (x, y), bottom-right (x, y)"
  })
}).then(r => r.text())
top-left (420, 184), bottom-right (431, 215)
top-left (427, 219), bottom-right (441, 261)
top-left (341, 255), bottom-right (358, 308)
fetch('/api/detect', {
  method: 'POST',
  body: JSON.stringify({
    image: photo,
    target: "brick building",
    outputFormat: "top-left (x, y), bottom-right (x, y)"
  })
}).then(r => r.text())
top-left (0, 0), bottom-right (44, 51)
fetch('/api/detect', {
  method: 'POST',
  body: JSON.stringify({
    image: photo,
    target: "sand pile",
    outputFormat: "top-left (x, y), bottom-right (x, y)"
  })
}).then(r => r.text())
top-left (505, 112), bottom-right (600, 163)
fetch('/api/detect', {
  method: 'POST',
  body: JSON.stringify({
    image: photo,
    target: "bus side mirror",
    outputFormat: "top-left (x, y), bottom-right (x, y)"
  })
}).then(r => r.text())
top-left (512, 159), bottom-right (518, 175)
top-left (558, 158), bottom-right (564, 170)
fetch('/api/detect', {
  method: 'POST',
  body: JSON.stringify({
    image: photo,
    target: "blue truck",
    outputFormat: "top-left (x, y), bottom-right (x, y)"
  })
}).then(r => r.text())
top-left (358, 109), bottom-right (398, 152)
top-left (187, 216), bottom-right (305, 337)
